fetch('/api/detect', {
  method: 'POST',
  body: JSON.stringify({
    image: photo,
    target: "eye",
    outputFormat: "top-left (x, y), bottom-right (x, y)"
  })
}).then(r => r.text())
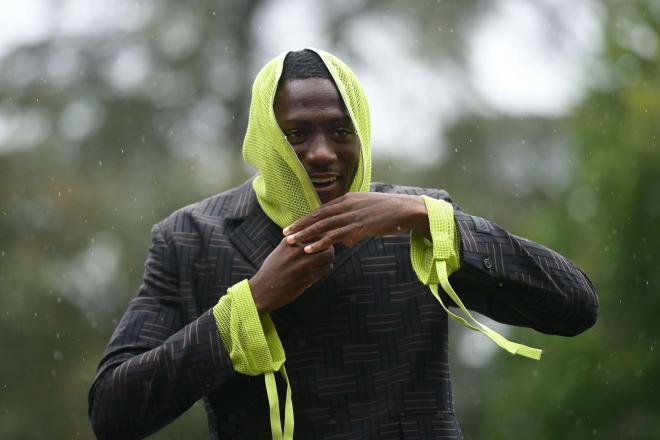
top-left (332, 127), bottom-right (356, 142)
top-left (285, 129), bottom-right (307, 145)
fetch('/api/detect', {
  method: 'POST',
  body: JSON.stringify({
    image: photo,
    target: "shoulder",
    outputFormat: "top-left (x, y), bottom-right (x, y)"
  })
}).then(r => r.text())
top-left (370, 181), bottom-right (454, 204)
top-left (155, 178), bottom-right (256, 245)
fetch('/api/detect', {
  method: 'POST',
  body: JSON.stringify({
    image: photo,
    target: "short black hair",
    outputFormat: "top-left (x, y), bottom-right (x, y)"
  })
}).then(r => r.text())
top-left (281, 49), bottom-right (332, 81)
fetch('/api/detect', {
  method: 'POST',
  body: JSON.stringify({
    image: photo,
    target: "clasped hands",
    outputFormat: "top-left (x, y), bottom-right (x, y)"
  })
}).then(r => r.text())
top-left (249, 193), bottom-right (429, 313)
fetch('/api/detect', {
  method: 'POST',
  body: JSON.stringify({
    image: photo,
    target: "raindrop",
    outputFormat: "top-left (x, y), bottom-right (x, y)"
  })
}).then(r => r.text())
top-left (98, 161), bottom-right (103, 167)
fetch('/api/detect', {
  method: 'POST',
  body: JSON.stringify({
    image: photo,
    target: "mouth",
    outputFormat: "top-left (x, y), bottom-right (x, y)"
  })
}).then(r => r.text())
top-left (308, 173), bottom-right (342, 202)
top-left (310, 175), bottom-right (338, 189)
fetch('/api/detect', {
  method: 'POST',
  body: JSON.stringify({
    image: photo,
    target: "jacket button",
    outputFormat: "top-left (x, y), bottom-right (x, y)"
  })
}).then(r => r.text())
top-left (482, 257), bottom-right (492, 270)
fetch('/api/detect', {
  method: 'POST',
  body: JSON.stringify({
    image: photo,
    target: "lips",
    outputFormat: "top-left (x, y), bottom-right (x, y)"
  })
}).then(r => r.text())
top-left (308, 172), bottom-right (339, 187)
top-left (310, 175), bottom-right (338, 187)
top-left (308, 172), bottom-right (341, 202)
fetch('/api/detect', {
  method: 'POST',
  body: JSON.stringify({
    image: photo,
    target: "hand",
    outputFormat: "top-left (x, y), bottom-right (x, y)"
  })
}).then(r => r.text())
top-left (283, 193), bottom-right (430, 254)
top-left (249, 238), bottom-right (335, 314)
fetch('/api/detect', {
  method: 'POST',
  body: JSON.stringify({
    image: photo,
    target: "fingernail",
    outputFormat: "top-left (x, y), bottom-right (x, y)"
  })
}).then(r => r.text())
top-left (304, 245), bottom-right (312, 253)
top-left (286, 235), bottom-right (295, 244)
top-left (283, 226), bottom-right (290, 235)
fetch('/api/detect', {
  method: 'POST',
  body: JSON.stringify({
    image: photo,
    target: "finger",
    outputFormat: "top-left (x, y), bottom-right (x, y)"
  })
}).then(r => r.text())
top-left (283, 202), bottom-right (347, 236)
top-left (287, 212), bottom-right (355, 245)
top-left (303, 225), bottom-right (356, 254)
top-left (311, 245), bottom-right (335, 265)
top-left (300, 246), bottom-right (335, 268)
top-left (341, 229), bottom-right (363, 247)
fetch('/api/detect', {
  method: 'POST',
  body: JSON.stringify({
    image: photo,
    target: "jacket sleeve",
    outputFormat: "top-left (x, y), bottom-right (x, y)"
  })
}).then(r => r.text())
top-left (446, 206), bottom-right (599, 337)
top-left (88, 224), bottom-right (234, 439)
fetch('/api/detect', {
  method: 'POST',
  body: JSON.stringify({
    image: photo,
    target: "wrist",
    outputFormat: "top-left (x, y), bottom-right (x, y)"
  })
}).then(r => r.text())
top-left (407, 196), bottom-right (431, 239)
top-left (248, 277), bottom-right (269, 314)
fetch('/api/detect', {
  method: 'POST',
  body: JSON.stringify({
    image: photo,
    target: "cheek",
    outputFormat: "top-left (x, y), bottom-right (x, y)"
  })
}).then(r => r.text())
top-left (347, 143), bottom-right (360, 173)
top-left (339, 142), bottom-right (360, 182)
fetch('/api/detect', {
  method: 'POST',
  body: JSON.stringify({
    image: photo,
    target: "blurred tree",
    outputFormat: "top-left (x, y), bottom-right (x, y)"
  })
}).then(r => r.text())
top-left (450, 1), bottom-right (660, 438)
top-left (0, 0), bottom-right (263, 438)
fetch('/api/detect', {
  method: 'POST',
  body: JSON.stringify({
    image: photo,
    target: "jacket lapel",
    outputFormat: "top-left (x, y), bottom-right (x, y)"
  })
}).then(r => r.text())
top-left (227, 189), bottom-right (283, 270)
top-left (226, 179), bottom-right (374, 271)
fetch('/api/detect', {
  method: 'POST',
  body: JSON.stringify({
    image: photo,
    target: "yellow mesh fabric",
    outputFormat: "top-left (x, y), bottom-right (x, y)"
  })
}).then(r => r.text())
top-left (212, 280), bottom-right (293, 440)
top-left (410, 196), bottom-right (542, 360)
top-left (243, 48), bottom-right (372, 228)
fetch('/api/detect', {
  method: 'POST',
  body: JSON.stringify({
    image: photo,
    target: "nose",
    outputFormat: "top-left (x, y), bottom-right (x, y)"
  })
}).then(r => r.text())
top-left (304, 133), bottom-right (337, 166)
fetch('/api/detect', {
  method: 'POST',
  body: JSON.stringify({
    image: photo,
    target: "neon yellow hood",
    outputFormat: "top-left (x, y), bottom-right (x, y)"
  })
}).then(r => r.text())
top-left (243, 48), bottom-right (372, 228)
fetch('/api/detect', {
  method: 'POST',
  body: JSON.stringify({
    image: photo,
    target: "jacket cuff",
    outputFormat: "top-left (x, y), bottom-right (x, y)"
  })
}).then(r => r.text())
top-left (410, 195), bottom-right (461, 285)
top-left (212, 279), bottom-right (285, 375)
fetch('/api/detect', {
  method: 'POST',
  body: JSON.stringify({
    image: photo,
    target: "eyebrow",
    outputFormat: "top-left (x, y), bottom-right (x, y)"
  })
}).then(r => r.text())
top-left (281, 116), bottom-right (354, 126)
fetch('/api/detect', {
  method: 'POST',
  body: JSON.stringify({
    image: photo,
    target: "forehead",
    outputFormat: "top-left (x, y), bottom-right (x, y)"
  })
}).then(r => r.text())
top-left (274, 78), bottom-right (349, 121)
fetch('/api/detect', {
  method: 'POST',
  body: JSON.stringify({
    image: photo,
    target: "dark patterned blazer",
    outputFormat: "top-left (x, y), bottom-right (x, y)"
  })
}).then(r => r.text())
top-left (88, 179), bottom-right (598, 439)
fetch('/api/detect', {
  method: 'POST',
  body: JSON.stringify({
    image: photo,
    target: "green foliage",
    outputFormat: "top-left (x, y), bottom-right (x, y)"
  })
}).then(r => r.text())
top-left (447, 2), bottom-right (660, 438)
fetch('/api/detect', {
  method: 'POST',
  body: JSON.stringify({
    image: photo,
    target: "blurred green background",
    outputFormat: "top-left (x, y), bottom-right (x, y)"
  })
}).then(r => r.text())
top-left (1, 0), bottom-right (658, 438)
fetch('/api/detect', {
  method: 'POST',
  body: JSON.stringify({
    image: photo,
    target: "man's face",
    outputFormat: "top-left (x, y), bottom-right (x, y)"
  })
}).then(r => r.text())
top-left (274, 78), bottom-right (360, 204)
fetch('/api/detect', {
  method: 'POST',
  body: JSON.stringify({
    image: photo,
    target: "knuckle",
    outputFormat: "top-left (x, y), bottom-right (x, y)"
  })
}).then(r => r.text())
top-left (308, 223), bottom-right (321, 235)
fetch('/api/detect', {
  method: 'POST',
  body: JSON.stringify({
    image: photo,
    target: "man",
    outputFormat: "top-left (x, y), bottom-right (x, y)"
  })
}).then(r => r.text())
top-left (89, 49), bottom-right (598, 439)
